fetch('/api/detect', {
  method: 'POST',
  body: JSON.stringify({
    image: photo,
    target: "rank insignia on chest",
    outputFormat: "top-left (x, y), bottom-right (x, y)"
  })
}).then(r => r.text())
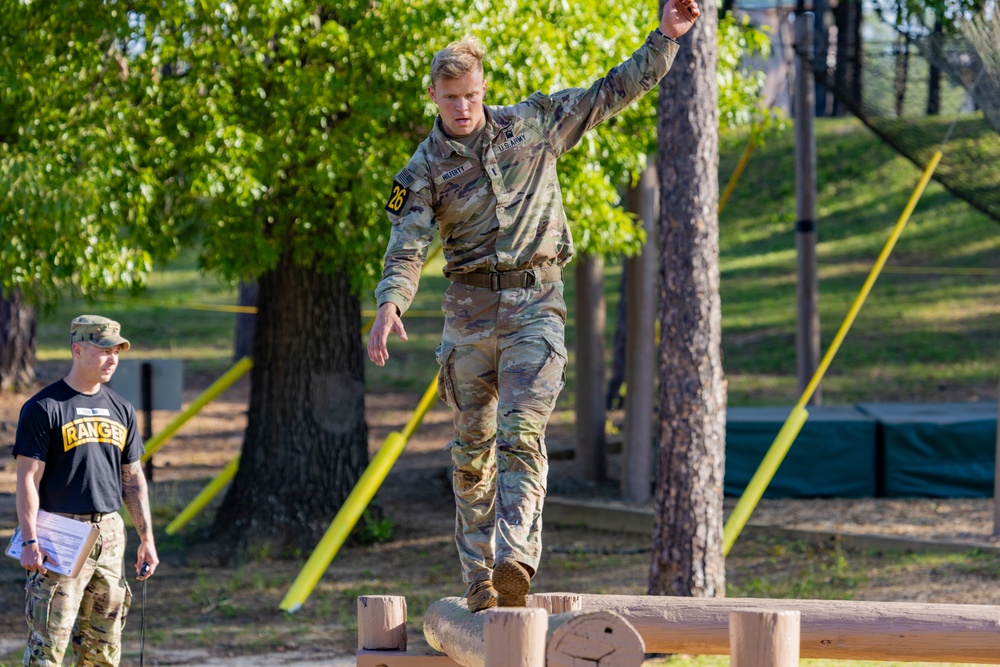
top-left (385, 168), bottom-right (415, 214)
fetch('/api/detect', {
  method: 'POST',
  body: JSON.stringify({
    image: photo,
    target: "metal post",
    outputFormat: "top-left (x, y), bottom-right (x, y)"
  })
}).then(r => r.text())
top-left (622, 162), bottom-right (658, 502)
top-left (795, 12), bottom-right (821, 405)
top-left (141, 362), bottom-right (154, 481)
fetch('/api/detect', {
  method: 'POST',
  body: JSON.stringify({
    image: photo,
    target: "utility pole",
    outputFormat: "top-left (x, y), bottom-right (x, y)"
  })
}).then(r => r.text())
top-left (795, 12), bottom-right (822, 404)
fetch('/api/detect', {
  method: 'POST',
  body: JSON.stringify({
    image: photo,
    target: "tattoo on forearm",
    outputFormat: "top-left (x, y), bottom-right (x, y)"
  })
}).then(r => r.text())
top-left (122, 462), bottom-right (152, 538)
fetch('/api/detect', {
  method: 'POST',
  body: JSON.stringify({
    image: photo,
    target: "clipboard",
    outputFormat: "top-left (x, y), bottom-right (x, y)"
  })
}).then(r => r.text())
top-left (6, 510), bottom-right (101, 578)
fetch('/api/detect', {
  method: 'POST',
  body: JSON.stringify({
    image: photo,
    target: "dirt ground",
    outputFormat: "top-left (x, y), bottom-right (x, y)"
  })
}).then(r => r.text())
top-left (2, 372), bottom-right (1000, 666)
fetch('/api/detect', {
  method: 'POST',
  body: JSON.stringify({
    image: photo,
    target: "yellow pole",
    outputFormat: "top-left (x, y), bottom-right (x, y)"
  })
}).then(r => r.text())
top-left (401, 371), bottom-right (441, 440)
top-left (719, 137), bottom-right (756, 215)
top-left (141, 356), bottom-right (254, 461)
top-left (280, 371), bottom-right (441, 612)
top-left (279, 431), bottom-right (409, 612)
top-left (165, 455), bottom-right (241, 534)
top-left (722, 406), bottom-right (809, 554)
top-left (721, 150), bottom-right (943, 555)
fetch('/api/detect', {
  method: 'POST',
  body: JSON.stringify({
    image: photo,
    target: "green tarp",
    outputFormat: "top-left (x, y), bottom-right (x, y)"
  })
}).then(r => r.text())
top-left (724, 406), bottom-right (877, 498)
top-left (724, 402), bottom-right (999, 498)
top-left (857, 402), bottom-right (998, 498)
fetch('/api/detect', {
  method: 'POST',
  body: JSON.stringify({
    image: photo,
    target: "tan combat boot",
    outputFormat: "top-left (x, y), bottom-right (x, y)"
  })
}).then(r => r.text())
top-left (493, 559), bottom-right (531, 607)
top-left (465, 579), bottom-right (498, 613)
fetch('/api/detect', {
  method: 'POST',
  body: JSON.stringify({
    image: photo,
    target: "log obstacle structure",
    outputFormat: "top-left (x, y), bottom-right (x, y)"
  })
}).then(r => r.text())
top-left (356, 593), bottom-right (1000, 666)
top-left (577, 593), bottom-right (1000, 664)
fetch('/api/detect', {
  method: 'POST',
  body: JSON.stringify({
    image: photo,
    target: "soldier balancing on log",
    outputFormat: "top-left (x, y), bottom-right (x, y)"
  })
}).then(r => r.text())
top-left (368, 0), bottom-right (701, 612)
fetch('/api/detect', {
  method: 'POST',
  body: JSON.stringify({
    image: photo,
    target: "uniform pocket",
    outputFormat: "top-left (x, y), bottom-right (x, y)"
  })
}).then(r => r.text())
top-left (24, 572), bottom-right (59, 633)
top-left (435, 341), bottom-right (458, 409)
top-left (505, 334), bottom-right (567, 409)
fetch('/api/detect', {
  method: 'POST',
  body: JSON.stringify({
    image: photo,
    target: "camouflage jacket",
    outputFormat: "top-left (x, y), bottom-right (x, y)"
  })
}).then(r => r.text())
top-left (376, 30), bottom-right (679, 314)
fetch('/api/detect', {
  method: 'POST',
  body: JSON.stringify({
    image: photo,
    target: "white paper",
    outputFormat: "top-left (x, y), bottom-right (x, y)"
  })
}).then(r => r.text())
top-left (6, 509), bottom-right (100, 577)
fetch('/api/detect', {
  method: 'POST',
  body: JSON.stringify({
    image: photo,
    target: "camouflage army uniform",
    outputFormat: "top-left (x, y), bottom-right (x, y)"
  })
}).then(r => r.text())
top-left (23, 512), bottom-right (131, 666)
top-left (376, 30), bottom-right (679, 583)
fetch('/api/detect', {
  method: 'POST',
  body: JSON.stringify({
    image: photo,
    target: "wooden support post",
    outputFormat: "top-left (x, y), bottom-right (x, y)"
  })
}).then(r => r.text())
top-left (577, 593), bottom-right (1000, 663)
top-left (574, 253), bottom-right (607, 481)
top-left (730, 610), bottom-right (800, 667)
top-left (484, 609), bottom-right (547, 667)
top-left (622, 161), bottom-right (658, 503)
top-left (358, 595), bottom-right (408, 651)
top-left (424, 597), bottom-right (643, 667)
top-left (358, 595), bottom-right (463, 667)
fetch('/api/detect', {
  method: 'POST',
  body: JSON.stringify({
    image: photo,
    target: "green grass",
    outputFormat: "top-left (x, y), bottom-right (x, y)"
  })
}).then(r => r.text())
top-left (28, 117), bottom-right (1000, 408)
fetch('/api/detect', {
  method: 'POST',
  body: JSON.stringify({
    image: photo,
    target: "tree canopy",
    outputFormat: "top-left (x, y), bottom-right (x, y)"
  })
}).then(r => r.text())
top-left (3, 0), bottom-right (772, 305)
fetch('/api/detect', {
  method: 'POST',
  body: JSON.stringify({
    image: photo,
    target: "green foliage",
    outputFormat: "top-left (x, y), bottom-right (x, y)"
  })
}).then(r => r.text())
top-left (355, 510), bottom-right (396, 545)
top-left (2, 0), bottom-right (772, 307)
top-left (0, 1), bottom-right (166, 306)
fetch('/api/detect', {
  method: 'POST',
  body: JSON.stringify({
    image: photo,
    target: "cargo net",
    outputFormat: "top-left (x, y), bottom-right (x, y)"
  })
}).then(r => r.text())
top-left (802, 5), bottom-right (999, 223)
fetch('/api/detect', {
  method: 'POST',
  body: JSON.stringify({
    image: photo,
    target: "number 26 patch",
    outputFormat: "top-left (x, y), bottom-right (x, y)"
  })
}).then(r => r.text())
top-left (385, 180), bottom-right (411, 214)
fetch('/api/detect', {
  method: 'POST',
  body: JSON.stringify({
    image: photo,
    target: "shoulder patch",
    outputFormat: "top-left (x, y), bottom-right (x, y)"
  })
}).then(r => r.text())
top-left (385, 170), bottom-right (414, 214)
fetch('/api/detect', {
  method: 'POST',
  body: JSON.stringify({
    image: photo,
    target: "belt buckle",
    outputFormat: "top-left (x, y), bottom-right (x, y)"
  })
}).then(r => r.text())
top-left (524, 270), bottom-right (537, 288)
top-left (489, 273), bottom-right (501, 291)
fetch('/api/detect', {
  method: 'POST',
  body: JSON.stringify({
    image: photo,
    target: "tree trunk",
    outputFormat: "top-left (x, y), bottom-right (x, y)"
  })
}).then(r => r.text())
top-left (926, 15), bottom-right (943, 116)
top-left (894, 32), bottom-right (909, 117)
top-left (650, 0), bottom-right (726, 598)
top-left (833, 0), bottom-right (863, 117)
top-left (214, 254), bottom-right (368, 558)
top-left (233, 279), bottom-right (258, 361)
top-left (813, 0), bottom-right (831, 117)
top-left (0, 288), bottom-right (37, 393)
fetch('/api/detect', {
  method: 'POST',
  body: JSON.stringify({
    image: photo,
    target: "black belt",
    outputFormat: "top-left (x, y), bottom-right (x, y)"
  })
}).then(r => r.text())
top-left (446, 266), bottom-right (563, 291)
top-left (53, 511), bottom-right (108, 523)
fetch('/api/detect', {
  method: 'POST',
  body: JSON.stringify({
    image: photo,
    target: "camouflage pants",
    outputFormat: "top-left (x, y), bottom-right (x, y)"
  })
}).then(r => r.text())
top-left (23, 512), bottom-right (132, 666)
top-left (436, 279), bottom-right (567, 584)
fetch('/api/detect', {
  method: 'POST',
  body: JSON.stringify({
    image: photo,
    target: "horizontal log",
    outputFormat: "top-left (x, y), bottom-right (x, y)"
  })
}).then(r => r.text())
top-left (575, 593), bottom-right (1000, 664)
top-left (423, 597), bottom-right (643, 667)
top-left (357, 650), bottom-right (463, 667)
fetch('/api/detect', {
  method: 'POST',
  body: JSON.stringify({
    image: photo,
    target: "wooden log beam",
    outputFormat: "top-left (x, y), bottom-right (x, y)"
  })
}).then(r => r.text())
top-left (575, 593), bottom-right (1000, 664)
top-left (423, 597), bottom-right (644, 667)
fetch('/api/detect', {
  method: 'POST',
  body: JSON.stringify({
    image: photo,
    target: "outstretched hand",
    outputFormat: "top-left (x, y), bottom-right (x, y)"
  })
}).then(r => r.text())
top-left (660, 0), bottom-right (701, 39)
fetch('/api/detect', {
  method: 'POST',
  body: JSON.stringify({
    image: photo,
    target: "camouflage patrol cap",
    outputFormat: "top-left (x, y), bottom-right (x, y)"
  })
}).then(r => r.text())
top-left (70, 315), bottom-right (131, 351)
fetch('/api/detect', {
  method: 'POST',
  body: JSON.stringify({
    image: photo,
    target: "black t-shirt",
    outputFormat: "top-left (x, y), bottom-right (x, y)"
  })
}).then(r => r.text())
top-left (13, 380), bottom-right (144, 514)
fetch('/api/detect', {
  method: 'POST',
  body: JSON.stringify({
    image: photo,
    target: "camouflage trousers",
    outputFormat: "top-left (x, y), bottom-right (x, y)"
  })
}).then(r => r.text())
top-left (23, 512), bottom-right (132, 666)
top-left (436, 279), bottom-right (567, 584)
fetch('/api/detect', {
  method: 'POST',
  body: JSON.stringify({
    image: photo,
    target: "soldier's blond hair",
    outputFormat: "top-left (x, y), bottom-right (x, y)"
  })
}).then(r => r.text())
top-left (431, 37), bottom-right (485, 85)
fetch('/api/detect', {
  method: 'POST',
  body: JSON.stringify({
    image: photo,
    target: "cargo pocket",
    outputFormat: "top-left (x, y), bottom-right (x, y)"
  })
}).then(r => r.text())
top-left (435, 341), bottom-right (458, 409)
top-left (508, 335), bottom-right (567, 410)
top-left (24, 572), bottom-right (58, 634)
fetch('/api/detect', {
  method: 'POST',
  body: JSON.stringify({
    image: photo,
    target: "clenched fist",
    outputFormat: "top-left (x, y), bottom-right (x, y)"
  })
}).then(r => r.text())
top-left (660, 0), bottom-right (701, 39)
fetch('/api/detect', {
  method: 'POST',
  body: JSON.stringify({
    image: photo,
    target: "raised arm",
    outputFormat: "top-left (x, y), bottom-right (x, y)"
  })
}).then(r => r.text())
top-left (122, 461), bottom-right (159, 579)
top-left (660, 0), bottom-right (701, 40)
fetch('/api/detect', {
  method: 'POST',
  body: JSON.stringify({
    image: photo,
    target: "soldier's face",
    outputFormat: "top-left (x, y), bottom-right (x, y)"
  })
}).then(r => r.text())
top-left (429, 71), bottom-right (487, 137)
top-left (73, 342), bottom-right (122, 385)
